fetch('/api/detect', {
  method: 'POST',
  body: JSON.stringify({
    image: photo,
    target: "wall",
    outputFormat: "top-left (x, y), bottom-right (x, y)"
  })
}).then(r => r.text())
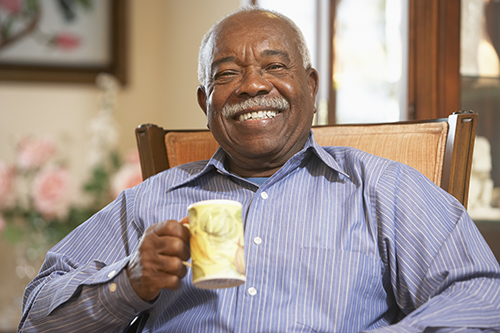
top-left (0, 0), bottom-right (239, 330)
top-left (0, 0), bottom-right (239, 174)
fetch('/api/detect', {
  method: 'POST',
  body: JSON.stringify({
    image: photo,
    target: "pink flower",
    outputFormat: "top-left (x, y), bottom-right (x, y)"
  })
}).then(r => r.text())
top-left (53, 33), bottom-right (81, 51)
top-left (0, 0), bottom-right (23, 14)
top-left (111, 154), bottom-right (142, 198)
top-left (0, 161), bottom-right (16, 209)
top-left (17, 137), bottom-right (56, 169)
top-left (32, 167), bottom-right (73, 219)
top-left (125, 150), bottom-right (141, 164)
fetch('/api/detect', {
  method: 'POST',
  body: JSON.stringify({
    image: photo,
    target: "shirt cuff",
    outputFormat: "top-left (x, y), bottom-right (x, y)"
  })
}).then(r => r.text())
top-left (97, 266), bottom-right (154, 323)
top-left (363, 324), bottom-right (420, 333)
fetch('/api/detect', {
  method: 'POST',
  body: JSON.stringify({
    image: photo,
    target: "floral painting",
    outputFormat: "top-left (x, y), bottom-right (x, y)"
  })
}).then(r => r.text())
top-left (0, 0), bottom-right (110, 65)
top-left (0, 0), bottom-right (127, 83)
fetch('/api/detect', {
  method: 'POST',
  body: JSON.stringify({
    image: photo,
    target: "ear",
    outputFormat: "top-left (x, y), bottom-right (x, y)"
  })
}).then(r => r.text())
top-left (306, 68), bottom-right (319, 105)
top-left (197, 85), bottom-right (208, 116)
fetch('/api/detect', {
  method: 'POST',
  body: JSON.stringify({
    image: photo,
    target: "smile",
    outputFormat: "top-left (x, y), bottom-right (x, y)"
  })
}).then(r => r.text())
top-left (237, 110), bottom-right (279, 121)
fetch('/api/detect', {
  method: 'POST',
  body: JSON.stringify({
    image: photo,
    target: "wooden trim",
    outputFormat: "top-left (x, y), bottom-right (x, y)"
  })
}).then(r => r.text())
top-left (110, 0), bottom-right (128, 85)
top-left (437, 0), bottom-right (461, 120)
top-left (135, 124), bottom-right (169, 180)
top-left (409, 0), bottom-right (460, 120)
top-left (441, 111), bottom-right (477, 208)
top-left (407, 0), bottom-right (416, 119)
top-left (327, 0), bottom-right (337, 125)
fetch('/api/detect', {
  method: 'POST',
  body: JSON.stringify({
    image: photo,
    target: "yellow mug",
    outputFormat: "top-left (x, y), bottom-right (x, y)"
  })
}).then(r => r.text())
top-left (187, 199), bottom-right (246, 289)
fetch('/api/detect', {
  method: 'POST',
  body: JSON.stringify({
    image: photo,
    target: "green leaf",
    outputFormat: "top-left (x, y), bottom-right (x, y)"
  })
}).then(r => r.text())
top-left (110, 150), bottom-right (123, 171)
top-left (2, 224), bottom-right (25, 244)
top-left (76, 0), bottom-right (93, 10)
top-left (1, 16), bottom-right (15, 39)
top-left (24, 0), bottom-right (40, 15)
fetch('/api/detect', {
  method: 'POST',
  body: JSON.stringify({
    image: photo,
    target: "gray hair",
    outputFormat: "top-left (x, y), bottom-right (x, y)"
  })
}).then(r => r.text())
top-left (197, 5), bottom-right (312, 87)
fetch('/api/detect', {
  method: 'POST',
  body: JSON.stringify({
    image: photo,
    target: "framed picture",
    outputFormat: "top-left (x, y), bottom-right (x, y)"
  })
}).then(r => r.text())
top-left (0, 0), bottom-right (127, 84)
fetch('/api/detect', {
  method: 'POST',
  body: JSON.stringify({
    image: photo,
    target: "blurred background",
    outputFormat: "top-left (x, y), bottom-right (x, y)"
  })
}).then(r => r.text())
top-left (1, 0), bottom-right (499, 330)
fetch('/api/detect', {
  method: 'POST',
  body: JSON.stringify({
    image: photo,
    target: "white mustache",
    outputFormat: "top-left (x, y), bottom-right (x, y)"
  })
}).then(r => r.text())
top-left (222, 96), bottom-right (289, 118)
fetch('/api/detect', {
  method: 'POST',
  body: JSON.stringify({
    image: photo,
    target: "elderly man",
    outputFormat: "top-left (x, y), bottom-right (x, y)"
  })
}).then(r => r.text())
top-left (20, 6), bottom-right (500, 333)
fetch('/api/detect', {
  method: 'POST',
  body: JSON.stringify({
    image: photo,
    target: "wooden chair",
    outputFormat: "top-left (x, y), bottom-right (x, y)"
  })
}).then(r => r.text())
top-left (135, 111), bottom-right (477, 207)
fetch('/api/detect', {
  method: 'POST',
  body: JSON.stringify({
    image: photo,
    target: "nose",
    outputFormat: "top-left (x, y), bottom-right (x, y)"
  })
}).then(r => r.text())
top-left (235, 68), bottom-right (273, 97)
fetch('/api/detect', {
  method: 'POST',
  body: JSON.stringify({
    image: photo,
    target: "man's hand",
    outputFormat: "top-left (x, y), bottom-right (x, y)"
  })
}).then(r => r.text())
top-left (126, 217), bottom-right (191, 301)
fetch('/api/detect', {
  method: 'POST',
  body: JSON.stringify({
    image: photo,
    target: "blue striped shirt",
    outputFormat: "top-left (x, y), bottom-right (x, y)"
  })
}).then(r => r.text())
top-left (20, 132), bottom-right (500, 332)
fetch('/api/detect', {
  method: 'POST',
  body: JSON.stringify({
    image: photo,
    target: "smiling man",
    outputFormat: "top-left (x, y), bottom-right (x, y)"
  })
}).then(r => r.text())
top-left (19, 6), bottom-right (500, 333)
top-left (196, 10), bottom-right (318, 177)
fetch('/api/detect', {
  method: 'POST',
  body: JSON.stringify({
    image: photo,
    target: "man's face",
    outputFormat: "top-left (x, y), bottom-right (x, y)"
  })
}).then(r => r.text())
top-left (197, 11), bottom-right (319, 176)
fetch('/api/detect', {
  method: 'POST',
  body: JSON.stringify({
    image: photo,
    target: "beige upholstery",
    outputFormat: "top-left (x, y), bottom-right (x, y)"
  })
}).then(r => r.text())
top-left (136, 112), bottom-right (477, 207)
top-left (312, 122), bottom-right (448, 186)
top-left (164, 123), bottom-right (448, 187)
top-left (165, 131), bottom-right (218, 168)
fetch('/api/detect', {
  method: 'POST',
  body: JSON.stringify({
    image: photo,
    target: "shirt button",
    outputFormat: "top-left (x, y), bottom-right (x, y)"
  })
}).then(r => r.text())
top-left (109, 283), bottom-right (117, 292)
top-left (108, 270), bottom-right (116, 278)
top-left (254, 237), bottom-right (262, 245)
top-left (248, 287), bottom-right (257, 296)
top-left (260, 192), bottom-right (268, 199)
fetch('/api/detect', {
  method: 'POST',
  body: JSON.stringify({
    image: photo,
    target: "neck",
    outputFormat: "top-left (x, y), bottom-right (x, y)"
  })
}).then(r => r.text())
top-left (227, 160), bottom-right (282, 178)
top-left (222, 132), bottom-right (311, 177)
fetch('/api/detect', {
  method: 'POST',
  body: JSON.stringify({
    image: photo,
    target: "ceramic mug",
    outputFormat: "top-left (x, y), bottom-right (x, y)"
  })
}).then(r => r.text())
top-left (187, 199), bottom-right (246, 289)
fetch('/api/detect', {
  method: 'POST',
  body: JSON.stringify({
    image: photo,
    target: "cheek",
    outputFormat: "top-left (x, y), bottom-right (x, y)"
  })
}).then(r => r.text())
top-left (206, 107), bottom-right (225, 133)
top-left (206, 110), bottom-right (217, 129)
top-left (272, 76), bottom-right (306, 103)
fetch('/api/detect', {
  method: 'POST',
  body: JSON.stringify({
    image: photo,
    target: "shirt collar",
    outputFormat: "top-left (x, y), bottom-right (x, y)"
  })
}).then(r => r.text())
top-left (304, 130), bottom-right (350, 178)
top-left (165, 130), bottom-right (350, 192)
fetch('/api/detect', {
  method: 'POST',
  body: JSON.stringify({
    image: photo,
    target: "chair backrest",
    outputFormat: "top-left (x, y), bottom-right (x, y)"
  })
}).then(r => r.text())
top-left (135, 111), bottom-right (477, 207)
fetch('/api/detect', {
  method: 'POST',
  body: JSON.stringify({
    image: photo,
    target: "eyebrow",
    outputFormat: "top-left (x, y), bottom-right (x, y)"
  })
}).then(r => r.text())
top-left (260, 49), bottom-right (291, 62)
top-left (211, 56), bottom-right (236, 74)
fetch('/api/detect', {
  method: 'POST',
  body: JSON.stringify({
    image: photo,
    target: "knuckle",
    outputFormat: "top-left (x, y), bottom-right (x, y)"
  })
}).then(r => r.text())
top-left (169, 237), bottom-right (184, 252)
top-left (164, 257), bottom-right (187, 277)
top-left (165, 275), bottom-right (182, 290)
top-left (165, 256), bottom-right (181, 270)
top-left (164, 220), bottom-right (178, 232)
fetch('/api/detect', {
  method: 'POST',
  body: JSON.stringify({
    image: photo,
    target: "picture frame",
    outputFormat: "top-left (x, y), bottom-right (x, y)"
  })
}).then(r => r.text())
top-left (0, 0), bottom-right (127, 84)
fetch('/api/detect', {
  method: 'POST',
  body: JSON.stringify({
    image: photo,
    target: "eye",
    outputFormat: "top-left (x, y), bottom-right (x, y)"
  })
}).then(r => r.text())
top-left (265, 63), bottom-right (286, 71)
top-left (214, 70), bottom-right (238, 82)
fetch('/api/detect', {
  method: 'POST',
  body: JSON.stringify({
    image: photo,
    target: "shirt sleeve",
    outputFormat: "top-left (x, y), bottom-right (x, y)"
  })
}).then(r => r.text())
top-left (371, 162), bottom-right (500, 332)
top-left (18, 189), bottom-right (154, 332)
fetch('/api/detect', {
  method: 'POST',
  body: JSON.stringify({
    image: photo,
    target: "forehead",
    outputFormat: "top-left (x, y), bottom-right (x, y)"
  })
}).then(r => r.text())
top-left (209, 11), bottom-right (300, 62)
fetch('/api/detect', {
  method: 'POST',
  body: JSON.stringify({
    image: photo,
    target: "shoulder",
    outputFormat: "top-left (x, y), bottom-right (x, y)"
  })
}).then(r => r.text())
top-left (133, 160), bottom-right (208, 191)
top-left (319, 145), bottom-right (447, 201)
top-left (114, 160), bottom-right (210, 212)
top-left (322, 145), bottom-right (393, 167)
top-left (320, 145), bottom-right (396, 183)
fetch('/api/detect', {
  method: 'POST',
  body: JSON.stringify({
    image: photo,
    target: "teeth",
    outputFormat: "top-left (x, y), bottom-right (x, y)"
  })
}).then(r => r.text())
top-left (238, 110), bottom-right (278, 121)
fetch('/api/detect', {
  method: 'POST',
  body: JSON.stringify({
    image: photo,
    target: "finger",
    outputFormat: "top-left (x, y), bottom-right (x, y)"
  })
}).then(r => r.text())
top-left (135, 268), bottom-right (184, 292)
top-left (153, 219), bottom-right (191, 242)
top-left (154, 236), bottom-right (190, 261)
top-left (154, 273), bottom-right (184, 291)
top-left (156, 256), bottom-right (188, 278)
top-left (133, 253), bottom-right (187, 285)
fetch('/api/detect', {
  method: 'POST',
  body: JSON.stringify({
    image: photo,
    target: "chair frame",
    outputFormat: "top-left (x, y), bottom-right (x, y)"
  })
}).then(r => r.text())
top-left (135, 111), bottom-right (477, 207)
